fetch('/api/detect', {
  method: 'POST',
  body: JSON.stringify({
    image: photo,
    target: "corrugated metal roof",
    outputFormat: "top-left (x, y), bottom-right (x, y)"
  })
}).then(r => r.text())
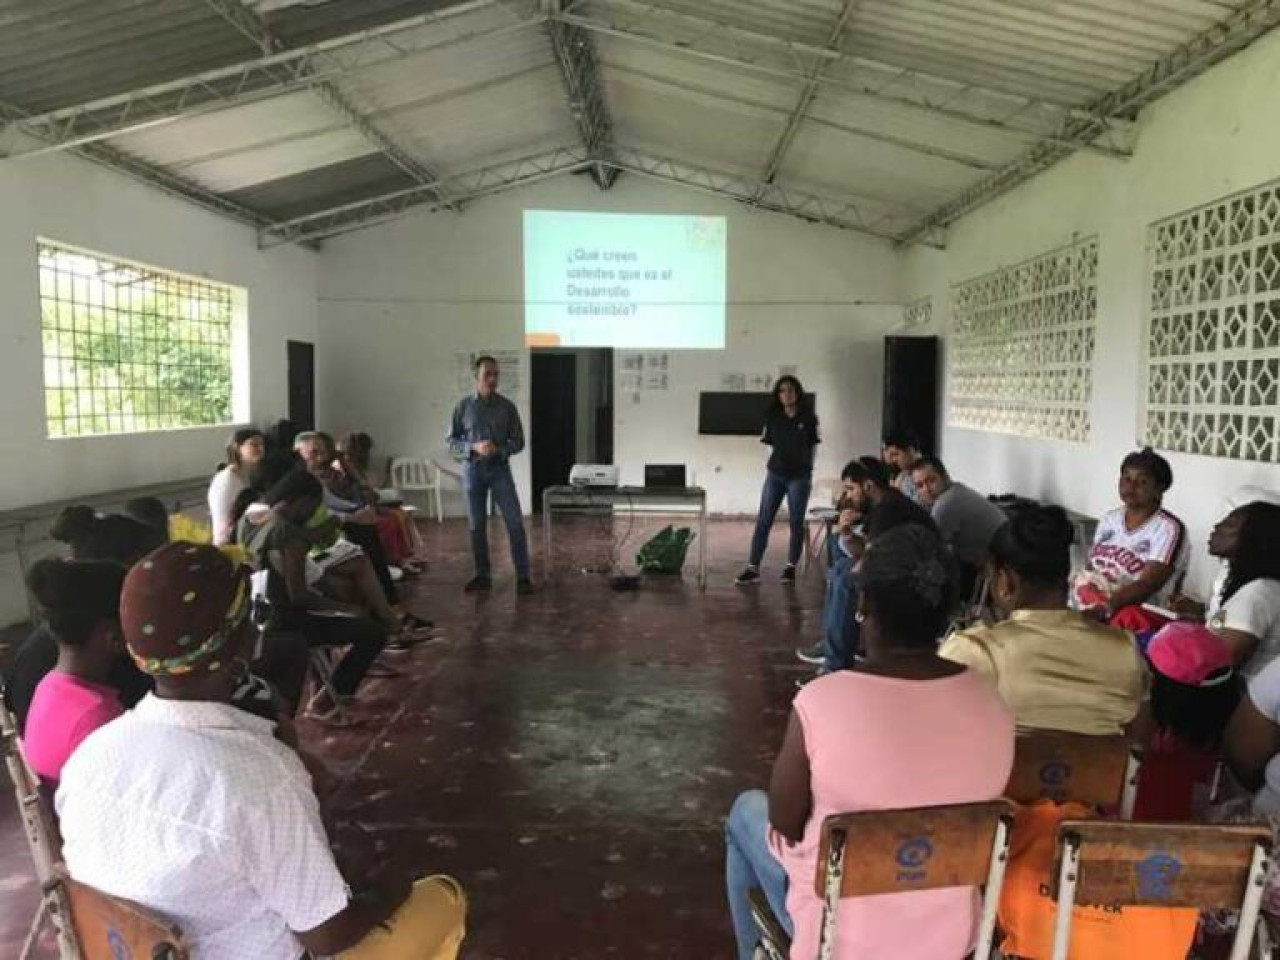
top-left (0, 0), bottom-right (1272, 243)
top-left (326, 13), bottom-right (574, 170)
top-left (224, 153), bottom-right (415, 219)
top-left (0, 0), bottom-right (259, 112)
top-left (604, 61), bottom-right (788, 176)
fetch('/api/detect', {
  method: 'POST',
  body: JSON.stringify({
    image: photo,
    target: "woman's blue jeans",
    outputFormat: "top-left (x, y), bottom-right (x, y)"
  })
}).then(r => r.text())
top-left (749, 471), bottom-right (812, 568)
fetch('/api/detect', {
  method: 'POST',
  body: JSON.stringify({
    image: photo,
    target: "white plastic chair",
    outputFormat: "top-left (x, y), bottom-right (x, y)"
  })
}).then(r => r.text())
top-left (389, 457), bottom-right (443, 523)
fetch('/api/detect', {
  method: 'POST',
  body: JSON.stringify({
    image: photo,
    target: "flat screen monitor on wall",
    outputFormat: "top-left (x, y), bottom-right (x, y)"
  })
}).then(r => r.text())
top-left (698, 392), bottom-right (818, 436)
top-left (524, 210), bottom-right (727, 349)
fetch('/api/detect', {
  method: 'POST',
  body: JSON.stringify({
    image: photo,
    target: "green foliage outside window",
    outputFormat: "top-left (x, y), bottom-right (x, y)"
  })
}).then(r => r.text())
top-left (39, 242), bottom-right (237, 438)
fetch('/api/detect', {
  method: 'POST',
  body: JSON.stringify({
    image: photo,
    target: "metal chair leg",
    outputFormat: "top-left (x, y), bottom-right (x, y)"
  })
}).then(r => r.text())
top-left (1051, 834), bottom-right (1081, 960)
top-left (20, 897), bottom-right (48, 960)
top-left (1233, 842), bottom-right (1270, 960)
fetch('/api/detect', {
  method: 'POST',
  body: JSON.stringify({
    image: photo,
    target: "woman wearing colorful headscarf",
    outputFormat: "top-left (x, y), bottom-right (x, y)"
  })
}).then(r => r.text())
top-left (57, 541), bottom-right (466, 960)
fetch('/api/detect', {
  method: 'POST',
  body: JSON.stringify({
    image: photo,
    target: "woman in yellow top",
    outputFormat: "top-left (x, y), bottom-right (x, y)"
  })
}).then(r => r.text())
top-left (939, 505), bottom-right (1143, 735)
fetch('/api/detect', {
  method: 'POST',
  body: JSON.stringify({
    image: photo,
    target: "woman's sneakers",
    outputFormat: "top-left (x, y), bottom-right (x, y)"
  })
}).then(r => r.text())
top-left (735, 565), bottom-right (796, 585)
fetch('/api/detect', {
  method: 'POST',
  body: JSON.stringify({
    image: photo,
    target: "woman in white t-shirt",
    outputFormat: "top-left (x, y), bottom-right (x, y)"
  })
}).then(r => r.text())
top-left (1073, 447), bottom-right (1189, 618)
top-left (1172, 501), bottom-right (1280, 680)
top-left (208, 428), bottom-right (265, 546)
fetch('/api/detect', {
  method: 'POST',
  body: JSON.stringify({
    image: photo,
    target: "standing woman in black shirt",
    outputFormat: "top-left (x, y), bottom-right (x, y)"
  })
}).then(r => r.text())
top-left (736, 376), bottom-right (820, 585)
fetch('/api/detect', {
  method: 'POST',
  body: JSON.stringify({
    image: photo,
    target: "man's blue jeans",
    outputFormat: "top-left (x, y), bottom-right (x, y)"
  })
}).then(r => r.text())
top-left (725, 789), bottom-right (792, 960)
top-left (822, 553), bottom-right (860, 672)
top-left (462, 458), bottom-right (530, 579)
top-left (749, 471), bottom-right (812, 568)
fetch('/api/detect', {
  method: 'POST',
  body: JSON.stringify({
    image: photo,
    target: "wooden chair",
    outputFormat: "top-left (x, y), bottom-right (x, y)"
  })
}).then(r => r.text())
top-left (1050, 821), bottom-right (1273, 960)
top-left (751, 800), bottom-right (1016, 960)
top-left (1, 690), bottom-right (80, 959)
top-left (1004, 732), bottom-right (1142, 818)
top-left (61, 870), bottom-right (188, 960)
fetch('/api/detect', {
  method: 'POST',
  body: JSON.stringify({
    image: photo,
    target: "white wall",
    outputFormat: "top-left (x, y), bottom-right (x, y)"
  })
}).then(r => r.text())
top-left (903, 27), bottom-right (1280, 595)
top-left (316, 175), bottom-right (902, 515)
top-left (0, 149), bottom-right (318, 511)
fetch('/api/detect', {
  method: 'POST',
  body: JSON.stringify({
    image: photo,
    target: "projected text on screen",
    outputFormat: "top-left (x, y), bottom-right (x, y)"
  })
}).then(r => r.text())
top-left (524, 210), bottom-right (726, 349)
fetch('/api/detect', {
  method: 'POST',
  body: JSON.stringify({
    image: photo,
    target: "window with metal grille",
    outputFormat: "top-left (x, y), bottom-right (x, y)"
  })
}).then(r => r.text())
top-left (948, 237), bottom-right (1097, 443)
top-left (1142, 182), bottom-right (1280, 463)
top-left (38, 240), bottom-right (246, 438)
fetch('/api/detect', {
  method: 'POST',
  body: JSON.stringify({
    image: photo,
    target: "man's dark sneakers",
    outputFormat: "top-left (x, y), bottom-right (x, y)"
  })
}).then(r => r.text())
top-left (517, 578), bottom-right (535, 596)
top-left (781, 564), bottom-right (797, 584)
top-left (464, 575), bottom-right (492, 593)
top-left (734, 566), bottom-right (761, 585)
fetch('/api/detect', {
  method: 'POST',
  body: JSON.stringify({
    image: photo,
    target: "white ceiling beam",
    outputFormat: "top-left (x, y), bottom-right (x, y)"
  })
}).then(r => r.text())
top-left (755, 0), bottom-right (863, 192)
top-left (205, 0), bottom-right (452, 204)
top-left (0, 98), bottom-right (282, 231)
top-left (257, 144), bottom-right (592, 247)
top-left (0, 0), bottom-right (538, 161)
top-left (897, 0), bottom-right (1280, 245)
top-left (606, 144), bottom-right (944, 247)
top-left (588, 0), bottom-right (1128, 127)
top-left (542, 0), bottom-right (618, 187)
top-left (255, 137), bottom-right (942, 248)
top-left (605, 61), bottom-right (1000, 171)
top-left (554, 10), bottom-right (1131, 160)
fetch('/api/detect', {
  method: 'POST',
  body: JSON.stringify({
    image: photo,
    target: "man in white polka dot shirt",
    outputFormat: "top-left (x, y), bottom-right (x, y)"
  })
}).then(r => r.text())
top-left (57, 542), bottom-right (465, 959)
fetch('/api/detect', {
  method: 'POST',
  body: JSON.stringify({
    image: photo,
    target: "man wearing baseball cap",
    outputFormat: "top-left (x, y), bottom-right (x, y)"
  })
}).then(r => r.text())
top-left (56, 541), bottom-right (465, 960)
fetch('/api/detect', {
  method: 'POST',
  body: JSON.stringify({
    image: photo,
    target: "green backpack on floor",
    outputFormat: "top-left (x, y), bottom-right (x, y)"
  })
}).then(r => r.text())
top-left (635, 525), bottom-right (696, 574)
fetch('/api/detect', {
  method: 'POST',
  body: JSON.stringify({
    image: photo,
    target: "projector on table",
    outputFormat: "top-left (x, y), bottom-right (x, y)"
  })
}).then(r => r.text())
top-left (569, 464), bottom-right (619, 488)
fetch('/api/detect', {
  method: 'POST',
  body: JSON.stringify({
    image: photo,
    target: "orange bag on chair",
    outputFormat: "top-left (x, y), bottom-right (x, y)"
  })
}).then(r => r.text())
top-left (997, 800), bottom-right (1198, 960)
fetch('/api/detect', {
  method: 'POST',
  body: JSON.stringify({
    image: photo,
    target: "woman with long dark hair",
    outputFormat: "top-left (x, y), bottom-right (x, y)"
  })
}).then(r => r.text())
top-left (735, 375), bottom-right (820, 585)
top-left (208, 427), bottom-right (266, 545)
top-left (1171, 501), bottom-right (1280, 679)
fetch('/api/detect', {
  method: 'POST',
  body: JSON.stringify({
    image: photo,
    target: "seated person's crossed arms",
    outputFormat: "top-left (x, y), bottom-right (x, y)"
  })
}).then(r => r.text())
top-left (57, 542), bottom-right (467, 960)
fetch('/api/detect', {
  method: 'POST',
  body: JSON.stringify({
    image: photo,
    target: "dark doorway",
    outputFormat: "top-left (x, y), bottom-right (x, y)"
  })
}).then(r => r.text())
top-left (287, 340), bottom-right (316, 431)
top-left (530, 348), bottom-right (614, 510)
top-left (531, 352), bottom-right (577, 511)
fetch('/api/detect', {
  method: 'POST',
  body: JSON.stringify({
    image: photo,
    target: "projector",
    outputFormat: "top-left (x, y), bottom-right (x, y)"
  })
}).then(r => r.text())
top-left (569, 464), bottom-right (619, 488)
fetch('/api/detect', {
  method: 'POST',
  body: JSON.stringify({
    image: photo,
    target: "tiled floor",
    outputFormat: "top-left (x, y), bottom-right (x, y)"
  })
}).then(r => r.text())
top-left (1, 516), bottom-right (822, 959)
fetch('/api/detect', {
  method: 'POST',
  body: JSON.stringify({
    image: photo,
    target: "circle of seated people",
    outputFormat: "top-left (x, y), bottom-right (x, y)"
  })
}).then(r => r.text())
top-left (6, 429), bottom-right (1280, 960)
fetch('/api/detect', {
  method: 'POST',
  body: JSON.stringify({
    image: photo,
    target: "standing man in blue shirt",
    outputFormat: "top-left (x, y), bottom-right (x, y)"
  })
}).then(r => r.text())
top-left (448, 355), bottom-right (534, 594)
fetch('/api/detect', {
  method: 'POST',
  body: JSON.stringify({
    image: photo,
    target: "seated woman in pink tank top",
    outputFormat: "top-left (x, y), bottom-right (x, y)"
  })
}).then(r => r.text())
top-left (725, 524), bottom-right (1015, 960)
top-left (21, 557), bottom-right (128, 787)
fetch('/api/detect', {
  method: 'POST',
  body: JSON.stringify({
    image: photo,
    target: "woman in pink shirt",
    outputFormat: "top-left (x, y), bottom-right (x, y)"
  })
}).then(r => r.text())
top-left (21, 557), bottom-right (127, 787)
top-left (726, 525), bottom-right (1015, 960)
